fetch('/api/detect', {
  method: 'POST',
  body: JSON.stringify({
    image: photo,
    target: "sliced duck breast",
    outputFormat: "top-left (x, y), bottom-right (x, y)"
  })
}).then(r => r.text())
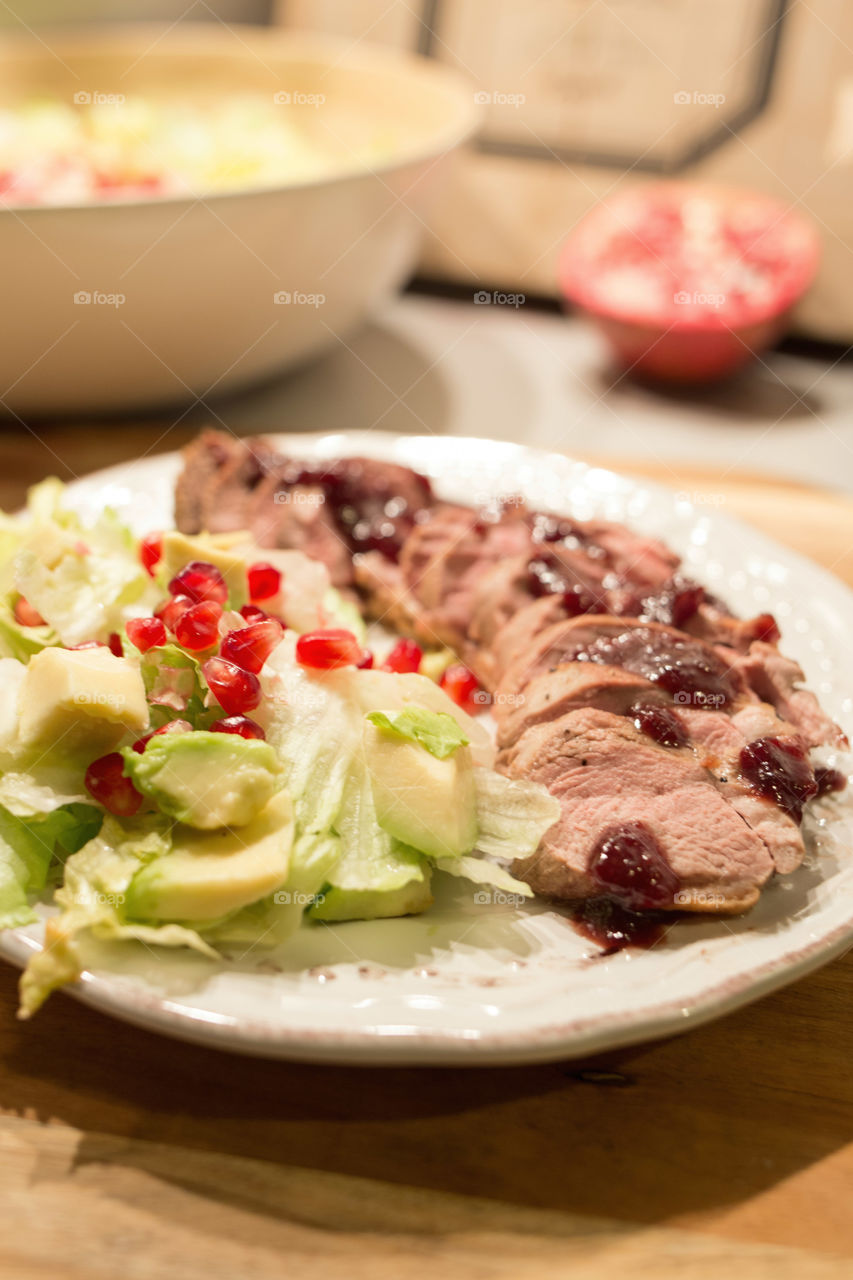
top-left (501, 708), bottom-right (775, 913)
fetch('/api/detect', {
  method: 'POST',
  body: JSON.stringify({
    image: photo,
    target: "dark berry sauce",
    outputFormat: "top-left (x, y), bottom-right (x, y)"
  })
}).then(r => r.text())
top-left (629, 702), bottom-right (689, 749)
top-left (526, 553), bottom-right (600, 615)
top-left (587, 821), bottom-right (680, 910)
top-left (814, 765), bottom-right (847, 798)
top-left (575, 626), bottom-right (735, 708)
top-left (570, 897), bottom-right (670, 953)
top-left (738, 735), bottom-right (818, 823)
top-left (276, 459), bottom-right (432, 561)
top-left (639, 575), bottom-right (705, 628)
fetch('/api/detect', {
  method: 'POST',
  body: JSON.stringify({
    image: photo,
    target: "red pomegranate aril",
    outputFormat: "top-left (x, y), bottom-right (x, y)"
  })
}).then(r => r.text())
top-left (382, 638), bottom-right (422, 674)
top-left (356, 649), bottom-right (374, 670)
top-left (131, 718), bottom-right (193, 754)
top-left (440, 663), bottom-right (482, 715)
top-left (247, 561), bottom-right (281, 601)
top-left (175, 601), bottom-right (223, 652)
top-left (107, 631), bottom-right (123, 657)
top-left (203, 657), bottom-right (261, 715)
top-left (126, 616), bottom-right (167, 653)
top-left (84, 752), bottom-right (143, 816)
top-left (155, 593), bottom-right (193, 633)
top-left (168, 560), bottom-right (228, 605)
top-left (220, 619), bottom-right (282, 674)
top-left (210, 715), bottom-right (266, 741)
top-left (14, 597), bottom-right (46, 627)
top-left (240, 603), bottom-right (269, 623)
top-left (140, 531), bottom-right (163, 577)
top-left (295, 628), bottom-right (363, 670)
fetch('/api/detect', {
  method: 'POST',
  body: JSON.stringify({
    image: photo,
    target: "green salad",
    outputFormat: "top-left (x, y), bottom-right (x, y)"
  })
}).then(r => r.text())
top-left (0, 480), bottom-right (558, 1016)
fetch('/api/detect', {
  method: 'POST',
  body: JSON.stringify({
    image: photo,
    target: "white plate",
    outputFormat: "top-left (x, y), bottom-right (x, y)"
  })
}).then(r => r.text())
top-left (2, 433), bottom-right (852, 1066)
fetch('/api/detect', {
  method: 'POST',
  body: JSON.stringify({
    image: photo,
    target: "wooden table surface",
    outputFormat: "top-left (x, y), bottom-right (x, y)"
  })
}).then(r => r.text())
top-left (1, 421), bottom-right (853, 1280)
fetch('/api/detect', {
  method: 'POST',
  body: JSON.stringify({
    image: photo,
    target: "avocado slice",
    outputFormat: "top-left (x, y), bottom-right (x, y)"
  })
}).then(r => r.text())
top-left (160, 531), bottom-right (250, 608)
top-left (122, 731), bottom-right (281, 829)
top-left (125, 791), bottom-right (294, 922)
top-left (364, 721), bottom-right (478, 861)
top-left (309, 874), bottom-right (433, 922)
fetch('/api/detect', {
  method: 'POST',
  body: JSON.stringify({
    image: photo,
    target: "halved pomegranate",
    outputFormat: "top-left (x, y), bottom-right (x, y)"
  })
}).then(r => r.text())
top-left (559, 184), bottom-right (820, 383)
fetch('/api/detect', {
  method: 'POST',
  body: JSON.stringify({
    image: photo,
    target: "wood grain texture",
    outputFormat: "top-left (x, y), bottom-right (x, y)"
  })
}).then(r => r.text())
top-left (1, 426), bottom-right (852, 1278)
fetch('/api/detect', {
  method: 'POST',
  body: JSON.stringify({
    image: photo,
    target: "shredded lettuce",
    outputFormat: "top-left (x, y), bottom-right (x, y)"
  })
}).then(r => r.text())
top-left (366, 707), bottom-right (469, 759)
top-left (472, 768), bottom-right (560, 862)
top-left (17, 816), bottom-right (219, 1017)
top-left (136, 642), bottom-right (206, 721)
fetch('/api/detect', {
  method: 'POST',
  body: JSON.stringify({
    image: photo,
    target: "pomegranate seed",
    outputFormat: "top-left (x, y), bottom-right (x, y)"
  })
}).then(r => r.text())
top-left (107, 631), bottom-right (123, 657)
top-left (14, 597), bottom-right (46, 627)
top-left (210, 715), bottom-right (266, 740)
top-left (439, 663), bottom-right (483, 715)
top-left (85, 752), bottom-right (143, 816)
top-left (140, 531), bottom-right (163, 577)
top-left (126, 616), bottom-right (167, 653)
top-left (175, 601), bottom-right (223, 651)
top-left (131, 718), bottom-right (193, 754)
top-left (240, 603), bottom-right (268, 623)
top-left (295, 628), bottom-right (363, 670)
top-left (248, 561), bottom-right (281, 601)
top-left (203, 657), bottom-right (261, 715)
top-left (168, 560), bottom-right (227, 605)
top-left (382, 638), bottom-right (422, 674)
top-left (220, 619), bottom-right (282, 674)
top-left (155, 594), bottom-right (193, 634)
top-left (356, 649), bottom-right (374, 670)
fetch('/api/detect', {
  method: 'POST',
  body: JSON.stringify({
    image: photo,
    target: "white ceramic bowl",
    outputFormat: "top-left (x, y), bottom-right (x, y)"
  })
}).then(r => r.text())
top-left (0, 25), bottom-right (478, 416)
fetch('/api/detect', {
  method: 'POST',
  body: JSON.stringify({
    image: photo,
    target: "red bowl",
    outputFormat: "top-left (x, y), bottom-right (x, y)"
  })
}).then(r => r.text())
top-left (558, 183), bottom-right (821, 384)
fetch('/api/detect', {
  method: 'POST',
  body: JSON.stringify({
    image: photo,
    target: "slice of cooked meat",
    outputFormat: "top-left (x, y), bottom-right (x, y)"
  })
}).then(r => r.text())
top-left (174, 431), bottom-right (434, 590)
top-left (502, 708), bottom-right (775, 913)
top-left (732, 641), bottom-right (847, 749)
top-left (496, 615), bottom-right (750, 714)
top-left (494, 662), bottom-right (666, 749)
top-left (398, 505), bottom-right (535, 650)
top-left (242, 470), bottom-right (353, 589)
top-left (353, 551), bottom-right (443, 646)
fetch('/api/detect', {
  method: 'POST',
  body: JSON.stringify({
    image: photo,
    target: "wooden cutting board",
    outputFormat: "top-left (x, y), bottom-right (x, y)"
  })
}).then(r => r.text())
top-left (1, 447), bottom-right (852, 1280)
